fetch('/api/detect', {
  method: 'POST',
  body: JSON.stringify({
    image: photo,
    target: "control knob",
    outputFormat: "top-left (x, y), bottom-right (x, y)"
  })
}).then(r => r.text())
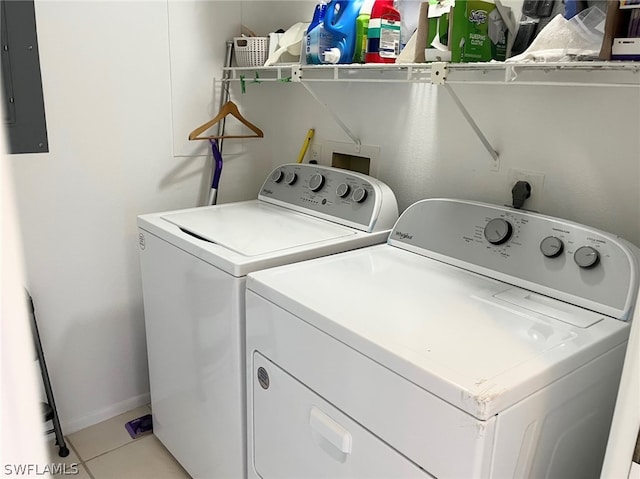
top-left (336, 183), bottom-right (351, 198)
top-left (309, 173), bottom-right (325, 192)
top-left (574, 246), bottom-right (600, 269)
top-left (351, 187), bottom-right (368, 203)
top-left (285, 172), bottom-right (297, 185)
top-left (271, 170), bottom-right (284, 183)
top-left (484, 218), bottom-right (513, 245)
top-left (540, 236), bottom-right (564, 258)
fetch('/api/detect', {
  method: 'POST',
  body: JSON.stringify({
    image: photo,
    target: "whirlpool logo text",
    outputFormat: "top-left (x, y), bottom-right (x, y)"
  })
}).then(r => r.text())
top-left (394, 231), bottom-right (414, 240)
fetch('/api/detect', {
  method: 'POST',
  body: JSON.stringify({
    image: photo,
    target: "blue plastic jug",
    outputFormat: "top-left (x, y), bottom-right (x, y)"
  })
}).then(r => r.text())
top-left (306, 2), bottom-right (331, 64)
top-left (309, 1), bottom-right (327, 33)
top-left (322, 0), bottom-right (365, 63)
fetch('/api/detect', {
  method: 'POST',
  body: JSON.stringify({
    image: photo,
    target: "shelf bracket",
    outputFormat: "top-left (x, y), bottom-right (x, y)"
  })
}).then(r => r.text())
top-left (300, 81), bottom-right (362, 152)
top-left (442, 82), bottom-right (500, 171)
top-left (431, 62), bottom-right (448, 85)
top-left (291, 64), bottom-right (302, 83)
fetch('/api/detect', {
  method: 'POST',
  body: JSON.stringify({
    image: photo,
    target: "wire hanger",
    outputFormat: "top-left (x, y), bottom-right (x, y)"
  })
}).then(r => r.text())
top-left (188, 100), bottom-right (264, 140)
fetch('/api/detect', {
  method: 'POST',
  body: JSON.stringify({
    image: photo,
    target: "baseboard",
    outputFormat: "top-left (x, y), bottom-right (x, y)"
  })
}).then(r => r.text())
top-left (59, 392), bottom-right (151, 435)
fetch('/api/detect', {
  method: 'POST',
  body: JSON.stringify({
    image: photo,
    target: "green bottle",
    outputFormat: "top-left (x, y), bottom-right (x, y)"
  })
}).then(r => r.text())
top-left (353, 13), bottom-right (370, 63)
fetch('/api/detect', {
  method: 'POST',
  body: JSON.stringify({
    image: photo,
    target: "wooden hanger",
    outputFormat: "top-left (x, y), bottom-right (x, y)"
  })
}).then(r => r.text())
top-left (188, 101), bottom-right (264, 140)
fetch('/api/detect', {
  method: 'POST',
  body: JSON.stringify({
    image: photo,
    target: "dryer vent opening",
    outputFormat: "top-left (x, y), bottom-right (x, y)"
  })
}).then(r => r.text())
top-left (332, 152), bottom-right (370, 175)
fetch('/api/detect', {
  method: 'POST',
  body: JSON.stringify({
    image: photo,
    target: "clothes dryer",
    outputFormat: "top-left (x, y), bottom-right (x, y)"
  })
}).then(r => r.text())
top-left (601, 292), bottom-right (640, 478)
top-left (246, 198), bottom-right (639, 479)
top-left (137, 163), bottom-right (398, 479)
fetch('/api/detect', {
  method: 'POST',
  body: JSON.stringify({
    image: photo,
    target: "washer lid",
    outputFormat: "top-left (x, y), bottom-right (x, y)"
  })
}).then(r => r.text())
top-left (247, 245), bottom-right (630, 420)
top-left (161, 202), bottom-right (356, 257)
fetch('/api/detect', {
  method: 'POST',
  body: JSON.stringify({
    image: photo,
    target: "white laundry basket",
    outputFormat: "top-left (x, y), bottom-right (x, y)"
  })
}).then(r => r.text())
top-left (233, 37), bottom-right (269, 67)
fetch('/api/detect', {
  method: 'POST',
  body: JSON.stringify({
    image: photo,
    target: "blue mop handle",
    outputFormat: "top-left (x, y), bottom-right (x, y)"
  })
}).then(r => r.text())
top-left (209, 139), bottom-right (224, 205)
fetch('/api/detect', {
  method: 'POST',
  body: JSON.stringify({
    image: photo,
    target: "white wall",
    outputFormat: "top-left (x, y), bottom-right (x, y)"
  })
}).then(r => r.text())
top-left (2, 105), bottom-right (49, 475)
top-left (232, 77), bottom-right (639, 241)
top-left (7, 0), bottom-right (640, 433)
top-left (7, 0), bottom-right (265, 433)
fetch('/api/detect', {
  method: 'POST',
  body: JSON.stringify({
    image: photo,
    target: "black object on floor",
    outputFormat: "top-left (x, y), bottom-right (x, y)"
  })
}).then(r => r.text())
top-left (27, 290), bottom-right (69, 457)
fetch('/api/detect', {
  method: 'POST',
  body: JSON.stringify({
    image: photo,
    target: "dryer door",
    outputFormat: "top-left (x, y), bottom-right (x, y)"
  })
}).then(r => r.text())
top-left (250, 352), bottom-right (432, 479)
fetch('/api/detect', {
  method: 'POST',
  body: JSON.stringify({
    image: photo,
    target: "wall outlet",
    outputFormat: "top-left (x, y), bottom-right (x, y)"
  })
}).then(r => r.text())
top-left (506, 169), bottom-right (545, 212)
top-left (309, 144), bottom-right (322, 163)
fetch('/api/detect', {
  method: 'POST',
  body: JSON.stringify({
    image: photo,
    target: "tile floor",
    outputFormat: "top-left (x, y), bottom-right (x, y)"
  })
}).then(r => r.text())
top-left (47, 405), bottom-right (191, 479)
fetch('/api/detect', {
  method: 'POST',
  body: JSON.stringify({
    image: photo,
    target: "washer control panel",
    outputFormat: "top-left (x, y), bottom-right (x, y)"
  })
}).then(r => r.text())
top-left (389, 199), bottom-right (639, 319)
top-left (258, 164), bottom-right (398, 232)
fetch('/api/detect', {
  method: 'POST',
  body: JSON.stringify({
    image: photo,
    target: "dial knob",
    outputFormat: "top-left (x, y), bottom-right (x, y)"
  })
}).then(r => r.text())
top-left (351, 187), bottom-right (368, 203)
top-left (484, 218), bottom-right (513, 245)
top-left (336, 183), bottom-right (351, 198)
top-left (271, 170), bottom-right (284, 183)
top-left (284, 172), bottom-right (297, 185)
top-left (308, 173), bottom-right (325, 192)
top-left (574, 246), bottom-right (600, 269)
top-left (540, 236), bottom-right (564, 258)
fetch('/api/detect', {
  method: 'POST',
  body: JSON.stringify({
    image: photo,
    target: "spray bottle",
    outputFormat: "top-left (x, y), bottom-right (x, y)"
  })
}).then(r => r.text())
top-left (365, 0), bottom-right (401, 63)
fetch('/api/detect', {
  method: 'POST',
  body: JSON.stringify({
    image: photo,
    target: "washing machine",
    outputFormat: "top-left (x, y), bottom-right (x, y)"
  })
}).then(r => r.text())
top-left (137, 163), bottom-right (398, 479)
top-left (245, 198), bottom-right (640, 479)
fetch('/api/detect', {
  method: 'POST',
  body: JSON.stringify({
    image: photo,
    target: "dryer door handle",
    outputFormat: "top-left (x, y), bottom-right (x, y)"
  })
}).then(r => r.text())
top-left (309, 406), bottom-right (353, 454)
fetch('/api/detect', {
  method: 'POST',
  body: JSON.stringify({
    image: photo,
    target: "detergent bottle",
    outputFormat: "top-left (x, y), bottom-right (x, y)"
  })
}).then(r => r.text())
top-left (306, 1), bottom-right (334, 64)
top-left (353, 0), bottom-right (376, 63)
top-left (322, 0), bottom-right (365, 64)
top-left (365, 0), bottom-right (401, 63)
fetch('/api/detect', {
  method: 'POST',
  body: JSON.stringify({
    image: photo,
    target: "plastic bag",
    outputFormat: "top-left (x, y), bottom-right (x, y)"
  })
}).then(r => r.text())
top-left (507, 6), bottom-right (605, 62)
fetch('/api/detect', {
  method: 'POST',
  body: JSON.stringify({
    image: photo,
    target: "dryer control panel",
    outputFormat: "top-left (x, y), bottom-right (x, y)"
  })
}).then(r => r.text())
top-left (388, 199), bottom-right (639, 320)
top-left (258, 164), bottom-right (398, 233)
